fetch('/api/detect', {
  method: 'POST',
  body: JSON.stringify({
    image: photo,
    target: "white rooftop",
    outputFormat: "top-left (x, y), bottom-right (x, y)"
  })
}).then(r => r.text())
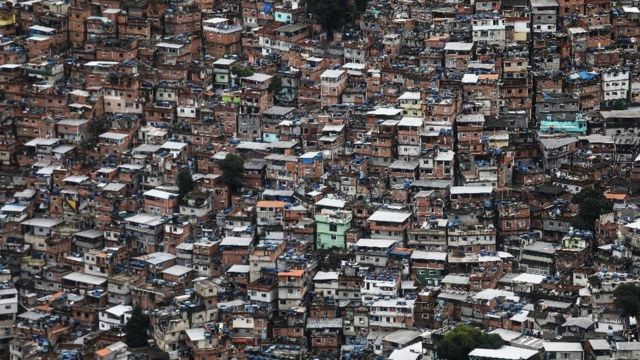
top-left (213, 58), bottom-right (236, 66)
top-left (489, 328), bottom-right (522, 342)
top-left (462, 73), bottom-right (479, 84)
top-left (242, 73), bottom-right (273, 82)
top-left (57, 118), bottom-right (89, 125)
top-left (322, 124), bottom-right (345, 132)
top-left (143, 189), bottom-right (177, 200)
top-left (22, 218), bottom-right (62, 228)
top-left (226, 264), bottom-right (250, 274)
top-left (315, 197), bottom-right (346, 209)
top-left (450, 186), bottom-right (493, 195)
top-left (125, 213), bottom-right (165, 227)
top-left (99, 132), bottom-right (128, 141)
top-left (84, 61), bottom-right (118, 67)
top-left (105, 304), bottom-right (132, 317)
top-left (398, 91), bottom-right (421, 101)
top-left (156, 42), bottom-right (183, 49)
top-left (410, 251), bottom-right (447, 261)
top-left (355, 238), bottom-right (397, 248)
top-left (473, 289), bottom-right (518, 301)
top-left (63, 175), bottom-right (89, 184)
top-left (368, 210), bottom-right (411, 223)
top-left (161, 141), bottom-right (188, 150)
top-left (543, 342), bottom-right (583, 352)
top-left (367, 108), bottom-right (403, 116)
top-left (442, 274), bottom-right (470, 285)
top-left (398, 117), bottom-right (424, 127)
top-left (313, 271), bottom-right (340, 281)
top-left (29, 25), bottom-right (56, 33)
top-left (468, 345), bottom-right (538, 360)
top-left (134, 252), bottom-right (176, 265)
top-left (444, 42), bottom-right (474, 51)
top-left (25, 137), bottom-right (60, 147)
top-left (185, 328), bottom-right (206, 342)
top-left (1, 204), bottom-right (27, 212)
top-left (203, 17), bottom-right (229, 25)
top-left (162, 265), bottom-right (193, 277)
top-left (63, 272), bottom-right (107, 286)
top-left (321, 69), bottom-right (345, 78)
top-left (389, 342), bottom-right (423, 360)
top-left (220, 236), bottom-right (253, 247)
top-left (512, 273), bottom-right (545, 284)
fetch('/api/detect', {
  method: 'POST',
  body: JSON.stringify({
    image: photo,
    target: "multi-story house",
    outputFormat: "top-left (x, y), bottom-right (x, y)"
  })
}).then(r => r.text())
top-left (124, 213), bottom-right (167, 253)
top-left (368, 298), bottom-right (416, 332)
top-left (410, 251), bottom-right (447, 286)
top-left (320, 69), bottom-right (347, 107)
top-left (277, 269), bottom-right (308, 313)
top-left (367, 210), bottom-right (412, 242)
top-left (354, 238), bottom-right (397, 267)
top-left (397, 117), bottom-right (424, 161)
top-left (315, 210), bottom-right (353, 250)
top-left (472, 15), bottom-right (506, 48)
top-left (601, 67), bottom-right (630, 105)
top-left (98, 305), bottom-right (132, 331)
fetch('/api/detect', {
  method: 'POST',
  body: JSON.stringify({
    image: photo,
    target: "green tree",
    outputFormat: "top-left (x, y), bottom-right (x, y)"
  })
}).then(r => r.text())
top-left (437, 325), bottom-right (504, 360)
top-left (316, 249), bottom-right (344, 270)
top-left (308, 0), bottom-right (369, 39)
top-left (220, 153), bottom-right (245, 193)
top-left (355, 0), bottom-right (369, 12)
top-left (125, 306), bottom-right (150, 348)
top-left (614, 283), bottom-right (640, 336)
top-left (81, 118), bottom-right (109, 150)
top-left (570, 187), bottom-right (612, 231)
top-left (268, 75), bottom-right (283, 95)
top-left (231, 65), bottom-right (254, 77)
top-left (309, 0), bottom-right (348, 32)
top-left (177, 169), bottom-right (194, 199)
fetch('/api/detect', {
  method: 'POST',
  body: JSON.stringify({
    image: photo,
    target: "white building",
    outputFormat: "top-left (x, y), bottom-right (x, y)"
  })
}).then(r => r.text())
top-left (542, 342), bottom-right (584, 360)
top-left (354, 238), bottom-right (397, 267)
top-left (21, 218), bottom-right (64, 251)
top-left (258, 23), bottom-right (307, 55)
top-left (368, 298), bottom-right (415, 330)
top-left (98, 305), bottom-right (132, 331)
top-left (320, 69), bottom-right (347, 88)
top-left (312, 271), bottom-right (339, 298)
top-left (398, 92), bottom-right (422, 117)
top-left (248, 282), bottom-right (277, 304)
top-left (602, 68), bottom-right (630, 102)
top-left (397, 117), bottom-right (424, 159)
top-left (84, 249), bottom-right (109, 278)
top-left (0, 288), bottom-right (18, 339)
top-left (361, 272), bottom-right (401, 304)
top-left (472, 17), bottom-right (506, 48)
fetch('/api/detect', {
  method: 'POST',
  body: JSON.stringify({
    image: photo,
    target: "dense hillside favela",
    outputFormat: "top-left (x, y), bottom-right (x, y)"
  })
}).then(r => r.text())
top-left (3, 0), bottom-right (640, 359)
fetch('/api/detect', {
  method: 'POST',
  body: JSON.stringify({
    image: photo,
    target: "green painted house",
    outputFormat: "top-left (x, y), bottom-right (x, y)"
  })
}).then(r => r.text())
top-left (315, 210), bottom-right (353, 250)
top-left (410, 250), bottom-right (447, 286)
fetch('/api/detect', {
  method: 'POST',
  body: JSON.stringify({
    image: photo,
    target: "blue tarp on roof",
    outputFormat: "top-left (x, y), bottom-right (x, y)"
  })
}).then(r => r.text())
top-left (568, 70), bottom-right (598, 81)
top-left (578, 70), bottom-right (597, 80)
